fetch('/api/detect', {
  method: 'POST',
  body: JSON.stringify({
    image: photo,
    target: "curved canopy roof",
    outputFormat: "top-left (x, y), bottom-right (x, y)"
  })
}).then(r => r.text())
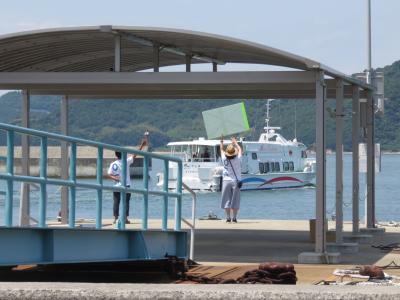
top-left (0, 25), bottom-right (323, 72)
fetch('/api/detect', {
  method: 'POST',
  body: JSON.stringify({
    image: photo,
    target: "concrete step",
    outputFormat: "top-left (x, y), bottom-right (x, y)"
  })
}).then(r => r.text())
top-left (343, 234), bottom-right (373, 244)
top-left (327, 242), bottom-right (359, 254)
top-left (298, 252), bottom-right (341, 264)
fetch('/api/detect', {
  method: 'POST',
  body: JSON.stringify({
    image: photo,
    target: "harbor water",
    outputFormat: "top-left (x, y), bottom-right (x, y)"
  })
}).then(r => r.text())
top-left (0, 154), bottom-right (398, 225)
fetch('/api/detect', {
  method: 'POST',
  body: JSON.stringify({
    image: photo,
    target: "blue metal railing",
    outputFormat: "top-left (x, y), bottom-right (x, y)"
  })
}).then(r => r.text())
top-left (0, 123), bottom-right (183, 231)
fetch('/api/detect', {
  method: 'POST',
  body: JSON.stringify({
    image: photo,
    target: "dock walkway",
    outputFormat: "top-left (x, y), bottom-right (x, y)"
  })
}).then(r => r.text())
top-left (48, 218), bottom-right (400, 283)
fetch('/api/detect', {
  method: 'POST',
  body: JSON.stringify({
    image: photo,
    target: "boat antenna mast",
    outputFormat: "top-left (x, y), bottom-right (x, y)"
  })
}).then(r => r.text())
top-left (263, 99), bottom-right (281, 133)
top-left (294, 100), bottom-right (297, 140)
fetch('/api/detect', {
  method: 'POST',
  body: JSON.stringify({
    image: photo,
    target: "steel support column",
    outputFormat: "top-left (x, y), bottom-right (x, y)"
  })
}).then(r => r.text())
top-left (185, 55), bottom-right (191, 72)
top-left (213, 62), bottom-right (217, 72)
top-left (352, 86), bottom-right (360, 233)
top-left (366, 0), bottom-right (372, 84)
top-left (335, 79), bottom-right (344, 243)
top-left (153, 45), bottom-right (159, 72)
top-left (60, 95), bottom-right (69, 224)
top-left (366, 89), bottom-right (375, 228)
top-left (19, 89), bottom-right (30, 226)
top-left (315, 70), bottom-right (327, 253)
top-left (114, 35), bottom-right (121, 72)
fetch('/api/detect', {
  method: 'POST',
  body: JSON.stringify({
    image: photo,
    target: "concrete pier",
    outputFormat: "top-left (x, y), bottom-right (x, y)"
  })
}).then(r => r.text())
top-left (50, 219), bottom-right (400, 266)
top-left (2, 219), bottom-right (400, 298)
top-left (1, 283), bottom-right (400, 300)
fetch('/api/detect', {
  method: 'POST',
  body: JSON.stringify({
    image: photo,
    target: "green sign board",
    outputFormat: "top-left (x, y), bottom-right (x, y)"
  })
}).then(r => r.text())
top-left (202, 102), bottom-right (250, 139)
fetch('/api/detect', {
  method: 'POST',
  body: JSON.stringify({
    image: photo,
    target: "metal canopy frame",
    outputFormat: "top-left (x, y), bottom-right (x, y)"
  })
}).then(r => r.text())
top-left (0, 71), bottom-right (367, 99)
top-left (0, 26), bottom-right (376, 262)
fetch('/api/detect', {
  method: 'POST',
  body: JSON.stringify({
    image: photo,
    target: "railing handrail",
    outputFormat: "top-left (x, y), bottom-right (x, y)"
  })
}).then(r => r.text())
top-left (0, 123), bottom-right (181, 163)
top-left (0, 122), bottom-right (183, 233)
top-left (0, 173), bottom-right (180, 196)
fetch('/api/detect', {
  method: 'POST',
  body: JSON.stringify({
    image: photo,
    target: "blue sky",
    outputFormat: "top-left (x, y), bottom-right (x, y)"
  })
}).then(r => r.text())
top-left (0, 0), bottom-right (398, 76)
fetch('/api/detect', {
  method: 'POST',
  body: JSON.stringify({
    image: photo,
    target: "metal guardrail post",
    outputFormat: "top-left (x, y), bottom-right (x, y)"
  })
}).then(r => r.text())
top-left (142, 156), bottom-right (149, 230)
top-left (68, 142), bottom-right (77, 228)
top-left (119, 151), bottom-right (127, 230)
top-left (96, 147), bottom-right (103, 229)
top-left (182, 182), bottom-right (197, 260)
top-left (39, 136), bottom-right (47, 228)
top-left (162, 160), bottom-right (169, 230)
top-left (175, 161), bottom-right (183, 231)
top-left (5, 130), bottom-right (14, 227)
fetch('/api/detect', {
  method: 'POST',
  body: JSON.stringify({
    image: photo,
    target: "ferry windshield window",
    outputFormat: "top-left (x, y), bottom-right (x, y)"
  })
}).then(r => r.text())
top-left (289, 162), bottom-right (294, 171)
top-left (271, 162), bottom-right (275, 172)
top-left (182, 145), bottom-right (192, 161)
top-left (301, 151), bottom-right (307, 158)
top-left (259, 162), bottom-right (264, 173)
top-left (264, 162), bottom-right (270, 173)
top-left (283, 162), bottom-right (289, 171)
top-left (274, 162), bottom-right (280, 172)
top-left (252, 153), bottom-right (257, 160)
top-left (200, 146), bottom-right (211, 162)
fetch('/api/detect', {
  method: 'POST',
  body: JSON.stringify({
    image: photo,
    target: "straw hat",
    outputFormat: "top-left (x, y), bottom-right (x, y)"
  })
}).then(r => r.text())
top-left (225, 144), bottom-right (238, 157)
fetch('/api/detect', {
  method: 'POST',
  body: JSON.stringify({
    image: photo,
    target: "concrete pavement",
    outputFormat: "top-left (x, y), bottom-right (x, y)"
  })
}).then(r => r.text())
top-left (62, 218), bottom-right (400, 266)
top-left (1, 282), bottom-right (400, 299)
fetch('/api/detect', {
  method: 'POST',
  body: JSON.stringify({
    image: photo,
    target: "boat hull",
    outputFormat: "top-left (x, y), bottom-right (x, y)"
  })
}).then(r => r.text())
top-left (159, 171), bottom-right (315, 192)
top-left (240, 172), bottom-right (315, 190)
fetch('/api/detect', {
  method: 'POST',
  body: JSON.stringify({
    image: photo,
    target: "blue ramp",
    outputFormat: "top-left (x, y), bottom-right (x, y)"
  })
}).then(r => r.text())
top-left (0, 123), bottom-right (186, 266)
top-left (0, 227), bottom-right (186, 266)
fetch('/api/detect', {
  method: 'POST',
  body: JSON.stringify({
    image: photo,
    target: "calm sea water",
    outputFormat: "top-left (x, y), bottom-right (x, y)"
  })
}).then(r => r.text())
top-left (0, 154), bottom-right (398, 225)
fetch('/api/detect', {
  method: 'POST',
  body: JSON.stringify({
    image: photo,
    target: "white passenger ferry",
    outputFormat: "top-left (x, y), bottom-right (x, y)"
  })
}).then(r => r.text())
top-left (157, 102), bottom-right (316, 191)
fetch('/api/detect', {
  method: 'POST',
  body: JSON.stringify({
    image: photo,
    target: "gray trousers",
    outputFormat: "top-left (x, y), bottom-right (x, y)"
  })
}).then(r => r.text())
top-left (220, 180), bottom-right (240, 209)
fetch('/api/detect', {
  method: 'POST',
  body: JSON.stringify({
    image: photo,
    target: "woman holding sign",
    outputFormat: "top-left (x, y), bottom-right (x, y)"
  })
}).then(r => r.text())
top-left (220, 136), bottom-right (243, 223)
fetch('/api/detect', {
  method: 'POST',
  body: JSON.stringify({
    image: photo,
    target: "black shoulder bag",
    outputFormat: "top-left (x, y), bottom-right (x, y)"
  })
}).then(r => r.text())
top-left (228, 158), bottom-right (243, 189)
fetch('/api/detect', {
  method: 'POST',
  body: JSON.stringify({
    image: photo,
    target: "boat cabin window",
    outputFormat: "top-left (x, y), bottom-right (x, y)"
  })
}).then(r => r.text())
top-left (189, 145), bottom-right (218, 162)
top-left (259, 162), bottom-right (264, 174)
top-left (252, 153), bottom-right (257, 160)
top-left (216, 147), bottom-right (221, 159)
top-left (259, 162), bottom-right (270, 174)
top-left (274, 162), bottom-right (280, 172)
top-left (289, 162), bottom-right (294, 171)
top-left (301, 151), bottom-right (307, 158)
top-left (269, 134), bottom-right (278, 142)
top-left (171, 145), bottom-right (192, 162)
top-left (283, 162), bottom-right (289, 172)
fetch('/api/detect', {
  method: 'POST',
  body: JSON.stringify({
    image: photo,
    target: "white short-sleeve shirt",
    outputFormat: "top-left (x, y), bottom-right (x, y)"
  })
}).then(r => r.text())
top-left (221, 152), bottom-right (242, 181)
top-left (107, 156), bottom-right (134, 187)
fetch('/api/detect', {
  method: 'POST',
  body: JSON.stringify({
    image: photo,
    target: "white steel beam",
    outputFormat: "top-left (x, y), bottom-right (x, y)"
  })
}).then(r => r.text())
top-left (0, 72), bottom-right (368, 99)
top-left (315, 70), bottom-right (327, 253)
top-left (352, 85), bottom-right (360, 233)
top-left (19, 89), bottom-right (30, 226)
top-left (60, 95), bottom-right (69, 224)
top-left (335, 79), bottom-right (344, 243)
top-left (0, 71), bottom-right (315, 85)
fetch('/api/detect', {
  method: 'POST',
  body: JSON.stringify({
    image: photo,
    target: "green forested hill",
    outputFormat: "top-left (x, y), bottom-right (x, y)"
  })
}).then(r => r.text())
top-left (0, 60), bottom-right (399, 150)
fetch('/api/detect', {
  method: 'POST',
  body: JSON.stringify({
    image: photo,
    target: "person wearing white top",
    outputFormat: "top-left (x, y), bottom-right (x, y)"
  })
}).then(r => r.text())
top-left (108, 138), bottom-right (147, 224)
top-left (220, 136), bottom-right (242, 223)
